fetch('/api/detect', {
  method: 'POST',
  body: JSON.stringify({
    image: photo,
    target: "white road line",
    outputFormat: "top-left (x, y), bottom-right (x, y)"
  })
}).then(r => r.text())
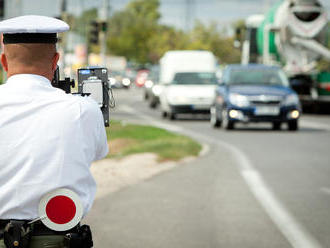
top-left (320, 187), bottom-right (330, 195)
top-left (300, 120), bottom-right (330, 131)
top-left (117, 105), bottom-right (184, 132)
top-left (119, 105), bottom-right (323, 248)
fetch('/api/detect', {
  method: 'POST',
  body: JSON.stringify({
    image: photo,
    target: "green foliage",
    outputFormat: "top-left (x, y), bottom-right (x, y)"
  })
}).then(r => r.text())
top-left (73, 8), bottom-right (98, 36)
top-left (107, 120), bottom-right (202, 161)
top-left (72, 8), bottom-right (99, 53)
top-left (0, 69), bottom-right (3, 85)
top-left (187, 21), bottom-right (241, 64)
top-left (147, 25), bottom-right (189, 62)
top-left (105, 0), bottom-right (240, 64)
top-left (107, 0), bottom-right (161, 64)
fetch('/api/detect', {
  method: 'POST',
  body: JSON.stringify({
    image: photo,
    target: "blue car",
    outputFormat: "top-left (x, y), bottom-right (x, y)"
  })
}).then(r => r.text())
top-left (210, 64), bottom-right (301, 130)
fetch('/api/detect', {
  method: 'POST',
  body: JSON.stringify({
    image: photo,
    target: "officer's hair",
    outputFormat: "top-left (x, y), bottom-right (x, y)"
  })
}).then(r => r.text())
top-left (4, 43), bottom-right (57, 68)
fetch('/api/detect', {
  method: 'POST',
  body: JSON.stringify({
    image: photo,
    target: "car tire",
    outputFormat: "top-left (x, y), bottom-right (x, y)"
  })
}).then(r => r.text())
top-left (162, 111), bottom-right (167, 118)
top-left (169, 112), bottom-right (176, 120)
top-left (149, 101), bottom-right (157, 109)
top-left (226, 121), bottom-right (235, 130)
top-left (288, 120), bottom-right (298, 131)
top-left (272, 122), bottom-right (281, 130)
top-left (222, 108), bottom-right (234, 130)
top-left (210, 106), bottom-right (221, 128)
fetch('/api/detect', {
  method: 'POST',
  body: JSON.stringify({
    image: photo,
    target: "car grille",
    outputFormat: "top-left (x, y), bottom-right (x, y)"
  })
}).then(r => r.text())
top-left (248, 95), bottom-right (283, 106)
top-left (251, 100), bottom-right (281, 105)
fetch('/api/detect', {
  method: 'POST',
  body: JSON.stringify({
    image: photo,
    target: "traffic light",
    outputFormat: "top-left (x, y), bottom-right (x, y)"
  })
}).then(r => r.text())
top-left (89, 20), bottom-right (99, 45)
top-left (100, 21), bottom-right (107, 32)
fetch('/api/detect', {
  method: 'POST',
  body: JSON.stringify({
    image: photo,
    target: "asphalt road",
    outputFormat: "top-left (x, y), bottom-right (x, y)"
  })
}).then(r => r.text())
top-left (87, 87), bottom-right (330, 248)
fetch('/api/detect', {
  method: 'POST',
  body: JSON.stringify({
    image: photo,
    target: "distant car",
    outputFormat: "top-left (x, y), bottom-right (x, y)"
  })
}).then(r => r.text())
top-left (143, 66), bottom-right (162, 108)
top-left (210, 64), bottom-right (301, 130)
top-left (159, 50), bottom-right (218, 120)
top-left (109, 70), bottom-right (131, 89)
top-left (135, 70), bottom-right (149, 87)
top-left (160, 72), bottom-right (218, 119)
top-left (123, 68), bottom-right (137, 88)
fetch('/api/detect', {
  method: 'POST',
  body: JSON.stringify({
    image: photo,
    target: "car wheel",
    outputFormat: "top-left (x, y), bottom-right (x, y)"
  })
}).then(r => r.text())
top-left (210, 106), bottom-right (221, 128)
top-left (149, 101), bottom-right (157, 109)
top-left (169, 112), bottom-right (176, 120)
top-left (222, 108), bottom-right (234, 130)
top-left (288, 120), bottom-right (298, 131)
top-left (162, 111), bottom-right (167, 118)
top-left (272, 122), bottom-right (281, 130)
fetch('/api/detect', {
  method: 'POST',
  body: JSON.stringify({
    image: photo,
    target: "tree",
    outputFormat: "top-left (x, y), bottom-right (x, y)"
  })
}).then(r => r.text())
top-left (105, 0), bottom-right (241, 64)
top-left (147, 25), bottom-right (188, 63)
top-left (107, 0), bottom-right (161, 64)
top-left (188, 21), bottom-right (241, 64)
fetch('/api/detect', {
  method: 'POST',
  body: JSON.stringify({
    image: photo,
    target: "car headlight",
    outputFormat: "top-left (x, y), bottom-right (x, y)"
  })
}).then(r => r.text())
top-left (229, 93), bottom-right (250, 107)
top-left (109, 77), bottom-right (116, 86)
top-left (152, 85), bottom-right (163, 96)
top-left (283, 94), bottom-right (299, 106)
top-left (145, 80), bottom-right (154, 88)
top-left (122, 78), bottom-right (131, 86)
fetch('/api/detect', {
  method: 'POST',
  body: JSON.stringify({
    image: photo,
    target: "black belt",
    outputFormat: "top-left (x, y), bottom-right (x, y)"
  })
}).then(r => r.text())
top-left (0, 219), bottom-right (80, 236)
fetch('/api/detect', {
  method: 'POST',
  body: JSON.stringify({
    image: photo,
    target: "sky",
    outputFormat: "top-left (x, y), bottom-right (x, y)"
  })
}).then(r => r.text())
top-left (5, 0), bottom-right (330, 31)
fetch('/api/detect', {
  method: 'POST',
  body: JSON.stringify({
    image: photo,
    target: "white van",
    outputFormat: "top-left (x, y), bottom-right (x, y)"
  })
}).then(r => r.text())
top-left (159, 50), bottom-right (218, 119)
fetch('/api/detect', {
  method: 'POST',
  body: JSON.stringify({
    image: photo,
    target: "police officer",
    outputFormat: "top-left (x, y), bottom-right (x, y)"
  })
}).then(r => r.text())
top-left (0, 15), bottom-right (108, 247)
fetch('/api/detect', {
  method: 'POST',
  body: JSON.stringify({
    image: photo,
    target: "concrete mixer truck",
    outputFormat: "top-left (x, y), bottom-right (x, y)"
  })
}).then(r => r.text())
top-left (238, 0), bottom-right (330, 109)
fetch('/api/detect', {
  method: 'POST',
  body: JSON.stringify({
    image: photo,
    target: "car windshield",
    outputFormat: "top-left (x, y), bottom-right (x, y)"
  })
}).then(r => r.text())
top-left (172, 72), bottom-right (218, 85)
top-left (228, 68), bottom-right (289, 86)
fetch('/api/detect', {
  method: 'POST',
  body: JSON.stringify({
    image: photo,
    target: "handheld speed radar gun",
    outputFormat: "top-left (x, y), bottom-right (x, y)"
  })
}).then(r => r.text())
top-left (78, 67), bottom-right (112, 127)
top-left (51, 67), bottom-right (114, 127)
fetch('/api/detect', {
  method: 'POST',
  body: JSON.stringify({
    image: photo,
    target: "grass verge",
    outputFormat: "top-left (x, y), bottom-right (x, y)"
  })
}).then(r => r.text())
top-left (106, 120), bottom-right (202, 162)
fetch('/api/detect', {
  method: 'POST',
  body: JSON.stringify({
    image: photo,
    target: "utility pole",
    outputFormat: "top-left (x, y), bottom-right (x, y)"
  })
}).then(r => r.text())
top-left (60, 0), bottom-right (68, 76)
top-left (79, 0), bottom-right (88, 65)
top-left (185, 0), bottom-right (195, 31)
top-left (99, 0), bottom-right (109, 66)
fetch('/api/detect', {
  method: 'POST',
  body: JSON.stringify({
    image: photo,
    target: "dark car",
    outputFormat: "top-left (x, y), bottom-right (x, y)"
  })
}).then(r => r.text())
top-left (143, 66), bottom-right (161, 108)
top-left (210, 64), bottom-right (301, 130)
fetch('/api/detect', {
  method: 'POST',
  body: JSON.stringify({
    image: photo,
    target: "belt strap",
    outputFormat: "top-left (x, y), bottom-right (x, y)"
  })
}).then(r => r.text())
top-left (3, 220), bottom-right (31, 248)
top-left (0, 220), bottom-right (80, 236)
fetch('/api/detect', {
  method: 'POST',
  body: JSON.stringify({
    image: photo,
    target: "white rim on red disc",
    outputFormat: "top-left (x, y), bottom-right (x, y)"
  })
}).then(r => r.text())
top-left (38, 188), bottom-right (83, 231)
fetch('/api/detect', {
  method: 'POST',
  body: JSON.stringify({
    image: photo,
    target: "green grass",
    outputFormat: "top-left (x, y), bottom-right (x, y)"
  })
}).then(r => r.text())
top-left (106, 120), bottom-right (202, 161)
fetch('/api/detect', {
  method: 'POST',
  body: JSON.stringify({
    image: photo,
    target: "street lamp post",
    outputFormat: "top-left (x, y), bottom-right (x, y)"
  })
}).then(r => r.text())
top-left (60, 0), bottom-right (68, 77)
top-left (99, 0), bottom-right (109, 66)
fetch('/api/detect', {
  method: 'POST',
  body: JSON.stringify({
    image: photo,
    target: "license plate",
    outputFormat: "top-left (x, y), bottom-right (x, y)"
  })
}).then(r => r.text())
top-left (192, 104), bottom-right (209, 110)
top-left (255, 106), bottom-right (280, 116)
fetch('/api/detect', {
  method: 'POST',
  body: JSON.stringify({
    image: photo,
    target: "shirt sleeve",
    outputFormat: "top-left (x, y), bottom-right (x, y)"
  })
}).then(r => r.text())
top-left (79, 96), bottom-right (109, 163)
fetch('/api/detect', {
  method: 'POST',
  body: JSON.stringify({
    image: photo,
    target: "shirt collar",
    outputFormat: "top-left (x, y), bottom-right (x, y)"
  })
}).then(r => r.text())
top-left (6, 74), bottom-right (52, 88)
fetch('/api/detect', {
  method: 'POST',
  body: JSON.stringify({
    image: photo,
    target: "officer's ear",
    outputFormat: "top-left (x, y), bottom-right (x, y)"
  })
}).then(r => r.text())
top-left (52, 52), bottom-right (60, 72)
top-left (1, 53), bottom-right (8, 72)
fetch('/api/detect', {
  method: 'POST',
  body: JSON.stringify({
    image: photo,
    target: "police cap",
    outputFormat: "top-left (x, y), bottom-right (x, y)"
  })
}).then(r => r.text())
top-left (0, 15), bottom-right (69, 44)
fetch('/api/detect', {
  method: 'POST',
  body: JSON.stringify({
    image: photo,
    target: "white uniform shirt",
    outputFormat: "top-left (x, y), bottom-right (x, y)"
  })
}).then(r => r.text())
top-left (0, 74), bottom-right (108, 219)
